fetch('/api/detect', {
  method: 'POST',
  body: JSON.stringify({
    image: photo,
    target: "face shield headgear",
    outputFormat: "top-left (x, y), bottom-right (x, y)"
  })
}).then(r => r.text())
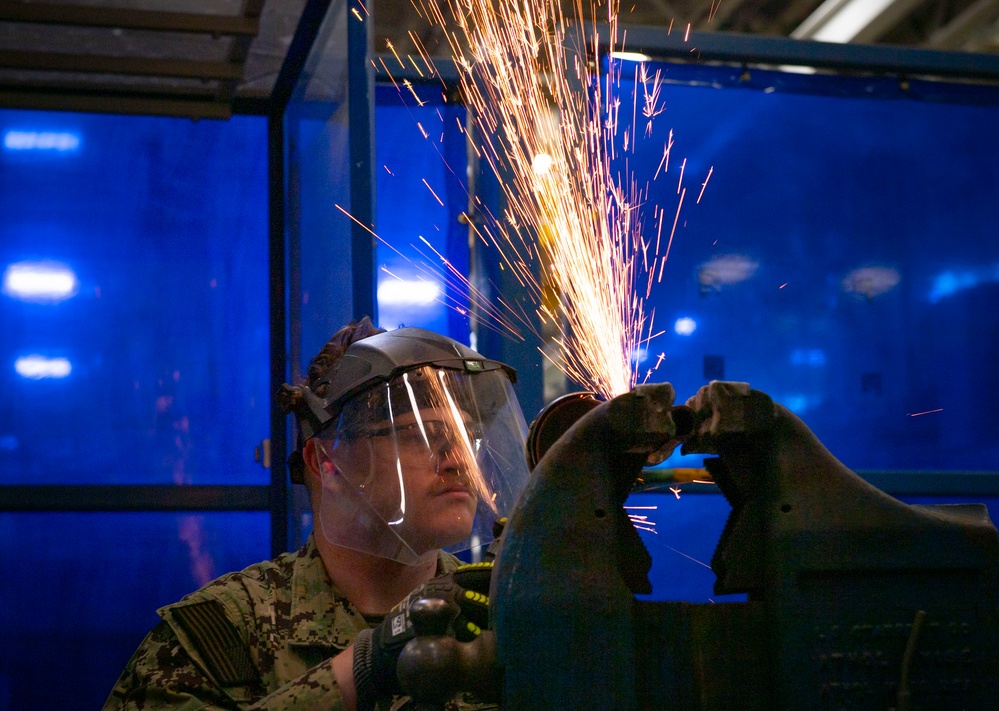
top-left (286, 328), bottom-right (531, 565)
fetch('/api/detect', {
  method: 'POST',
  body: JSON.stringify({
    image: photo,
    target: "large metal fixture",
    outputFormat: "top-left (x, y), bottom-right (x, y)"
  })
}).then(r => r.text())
top-left (398, 381), bottom-right (999, 709)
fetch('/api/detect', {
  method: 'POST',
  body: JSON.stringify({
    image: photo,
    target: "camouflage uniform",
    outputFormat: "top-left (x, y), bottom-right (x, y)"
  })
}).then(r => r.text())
top-left (104, 535), bottom-right (493, 710)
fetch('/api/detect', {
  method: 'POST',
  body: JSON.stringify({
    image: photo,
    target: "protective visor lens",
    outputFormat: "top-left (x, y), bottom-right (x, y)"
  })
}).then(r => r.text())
top-left (311, 365), bottom-right (530, 565)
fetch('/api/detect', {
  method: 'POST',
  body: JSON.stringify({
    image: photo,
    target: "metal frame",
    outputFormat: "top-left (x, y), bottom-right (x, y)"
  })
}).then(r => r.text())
top-left (0, 0), bottom-right (335, 562)
top-left (348, 0), bottom-right (377, 322)
top-left (0, 485), bottom-right (270, 512)
top-left (376, 28), bottom-right (999, 87)
top-left (0, 0), bottom-right (266, 119)
top-left (601, 27), bottom-right (999, 83)
top-left (0, 4), bottom-right (260, 35)
top-left (4, 20), bottom-right (998, 550)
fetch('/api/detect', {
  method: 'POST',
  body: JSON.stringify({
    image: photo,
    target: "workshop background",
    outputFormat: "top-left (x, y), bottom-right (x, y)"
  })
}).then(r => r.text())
top-left (2, 1), bottom-right (999, 709)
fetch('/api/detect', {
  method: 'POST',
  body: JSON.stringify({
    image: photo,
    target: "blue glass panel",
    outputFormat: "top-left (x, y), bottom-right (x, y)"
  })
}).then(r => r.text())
top-left (609, 64), bottom-right (999, 471)
top-left (629, 491), bottom-right (744, 603)
top-left (375, 84), bottom-right (470, 341)
top-left (0, 511), bottom-right (269, 711)
top-left (288, 104), bottom-right (356, 367)
top-left (0, 109), bottom-right (269, 484)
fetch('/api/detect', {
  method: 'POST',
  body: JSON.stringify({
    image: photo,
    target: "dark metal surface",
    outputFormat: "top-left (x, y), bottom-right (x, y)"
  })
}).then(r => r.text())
top-left (399, 380), bottom-right (999, 709)
top-left (524, 391), bottom-right (601, 470)
top-left (0, 484), bottom-right (270, 511)
top-left (680, 381), bottom-right (999, 709)
top-left (348, 0), bottom-right (377, 322)
top-left (268, 109), bottom-right (290, 556)
top-left (0, 4), bottom-right (260, 35)
top-left (491, 383), bottom-right (681, 710)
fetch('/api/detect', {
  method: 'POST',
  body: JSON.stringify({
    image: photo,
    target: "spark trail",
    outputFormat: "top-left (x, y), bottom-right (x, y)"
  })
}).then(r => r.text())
top-left (379, 0), bottom-right (710, 398)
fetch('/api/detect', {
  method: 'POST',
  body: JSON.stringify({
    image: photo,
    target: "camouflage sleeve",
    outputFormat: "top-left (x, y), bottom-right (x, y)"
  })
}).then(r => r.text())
top-left (103, 619), bottom-right (348, 710)
top-left (103, 620), bottom-right (240, 710)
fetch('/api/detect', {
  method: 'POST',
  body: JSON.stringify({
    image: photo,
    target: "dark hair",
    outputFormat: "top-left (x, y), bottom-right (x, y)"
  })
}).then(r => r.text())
top-left (304, 316), bottom-right (385, 399)
top-left (280, 317), bottom-right (385, 486)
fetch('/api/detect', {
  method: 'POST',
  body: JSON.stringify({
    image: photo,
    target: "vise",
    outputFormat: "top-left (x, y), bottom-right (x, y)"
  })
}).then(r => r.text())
top-left (398, 381), bottom-right (999, 710)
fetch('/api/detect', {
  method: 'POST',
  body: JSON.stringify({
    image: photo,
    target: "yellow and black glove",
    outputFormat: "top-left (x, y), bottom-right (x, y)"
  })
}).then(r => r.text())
top-left (352, 561), bottom-right (494, 710)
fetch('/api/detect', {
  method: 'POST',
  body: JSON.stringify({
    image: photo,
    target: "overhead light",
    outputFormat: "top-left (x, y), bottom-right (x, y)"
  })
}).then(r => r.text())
top-left (697, 254), bottom-right (759, 292)
top-left (3, 130), bottom-right (80, 152)
top-left (674, 317), bottom-right (697, 336)
top-left (842, 266), bottom-right (900, 299)
top-left (2, 261), bottom-right (79, 303)
top-left (791, 0), bottom-right (901, 44)
top-left (15, 355), bottom-right (72, 379)
top-left (378, 277), bottom-right (440, 306)
top-left (610, 51), bottom-right (652, 63)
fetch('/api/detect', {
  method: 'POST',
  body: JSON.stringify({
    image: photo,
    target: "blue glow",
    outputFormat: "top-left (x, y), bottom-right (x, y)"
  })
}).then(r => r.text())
top-left (3, 130), bottom-right (80, 152)
top-left (2, 260), bottom-right (79, 302)
top-left (15, 355), bottom-right (72, 379)
top-left (782, 394), bottom-right (815, 413)
top-left (377, 276), bottom-right (444, 332)
top-left (674, 317), bottom-right (697, 336)
top-left (928, 266), bottom-right (999, 303)
top-left (790, 348), bottom-right (826, 367)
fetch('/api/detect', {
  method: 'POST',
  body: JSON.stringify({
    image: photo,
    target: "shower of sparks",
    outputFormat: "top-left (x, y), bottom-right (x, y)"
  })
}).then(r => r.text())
top-left (373, 0), bottom-right (713, 399)
top-left (625, 504), bottom-right (658, 534)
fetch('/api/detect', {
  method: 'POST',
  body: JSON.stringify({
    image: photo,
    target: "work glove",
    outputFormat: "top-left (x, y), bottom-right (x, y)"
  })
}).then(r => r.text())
top-left (351, 561), bottom-right (493, 711)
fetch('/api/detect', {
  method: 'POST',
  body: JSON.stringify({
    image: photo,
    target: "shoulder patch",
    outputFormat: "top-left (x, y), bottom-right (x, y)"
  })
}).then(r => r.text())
top-left (171, 599), bottom-right (259, 687)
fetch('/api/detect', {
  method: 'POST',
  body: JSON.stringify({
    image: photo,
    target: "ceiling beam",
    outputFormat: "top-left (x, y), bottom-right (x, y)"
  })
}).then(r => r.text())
top-left (792, 0), bottom-right (929, 44)
top-left (0, 50), bottom-right (244, 80)
top-left (609, 27), bottom-right (999, 82)
top-left (217, 1), bottom-right (268, 102)
top-left (706, 0), bottom-right (747, 26)
top-left (927, 0), bottom-right (999, 50)
top-left (852, 0), bottom-right (928, 43)
top-left (0, 3), bottom-right (260, 36)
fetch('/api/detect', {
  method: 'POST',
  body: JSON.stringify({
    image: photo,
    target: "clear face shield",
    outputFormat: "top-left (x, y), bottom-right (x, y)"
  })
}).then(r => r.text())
top-left (310, 364), bottom-right (531, 565)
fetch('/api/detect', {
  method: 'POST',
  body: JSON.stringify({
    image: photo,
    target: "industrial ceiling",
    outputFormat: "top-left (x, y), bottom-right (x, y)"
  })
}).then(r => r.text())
top-left (1, 0), bottom-right (998, 120)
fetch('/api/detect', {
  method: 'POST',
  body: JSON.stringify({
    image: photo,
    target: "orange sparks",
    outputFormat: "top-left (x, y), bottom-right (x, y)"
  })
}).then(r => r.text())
top-left (696, 166), bottom-right (713, 203)
top-left (370, 0), bottom-right (712, 398)
top-left (625, 504), bottom-right (658, 534)
top-left (708, 0), bottom-right (722, 25)
top-left (402, 79), bottom-right (426, 107)
top-left (385, 39), bottom-right (404, 68)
